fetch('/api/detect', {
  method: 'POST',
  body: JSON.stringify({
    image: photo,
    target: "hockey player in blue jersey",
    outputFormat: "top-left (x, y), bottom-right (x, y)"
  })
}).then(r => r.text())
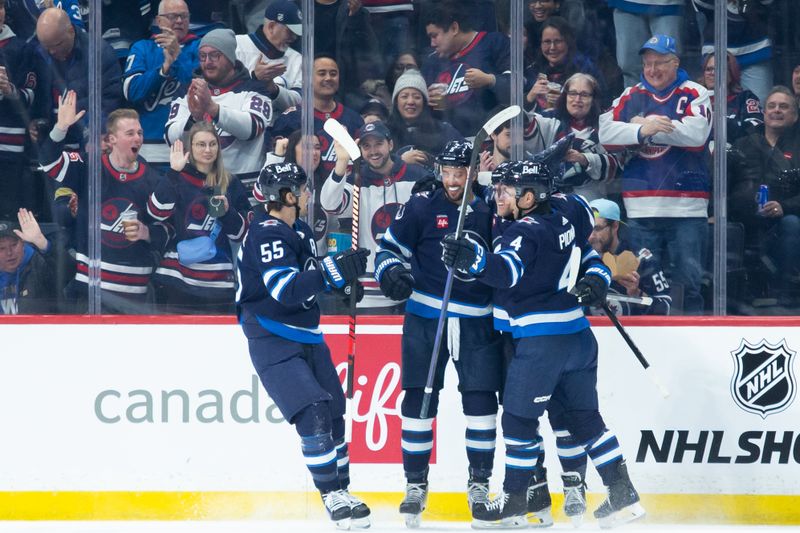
top-left (374, 141), bottom-right (503, 527)
top-left (235, 162), bottom-right (371, 530)
top-left (441, 162), bottom-right (645, 529)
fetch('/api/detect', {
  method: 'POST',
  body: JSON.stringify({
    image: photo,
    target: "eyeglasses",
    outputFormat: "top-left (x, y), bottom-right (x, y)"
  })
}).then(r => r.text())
top-left (642, 58), bottom-right (675, 70)
top-left (159, 12), bottom-right (189, 22)
top-left (541, 39), bottom-right (565, 48)
top-left (199, 51), bottom-right (223, 62)
top-left (193, 142), bottom-right (218, 150)
top-left (566, 91), bottom-right (593, 99)
top-left (592, 224), bottom-right (611, 232)
top-left (394, 62), bottom-right (418, 72)
top-left (704, 66), bottom-right (715, 73)
top-left (530, 0), bottom-right (554, 5)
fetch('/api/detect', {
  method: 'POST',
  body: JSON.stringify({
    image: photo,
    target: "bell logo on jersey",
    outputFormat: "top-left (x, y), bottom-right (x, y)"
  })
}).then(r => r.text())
top-left (731, 339), bottom-right (797, 419)
top-left (436, 215), bottom-right (449, 229)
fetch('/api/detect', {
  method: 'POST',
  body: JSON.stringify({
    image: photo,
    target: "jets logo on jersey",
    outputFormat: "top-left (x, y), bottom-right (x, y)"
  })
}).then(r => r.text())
top-left (185, 197), bottom-right (215, 235)
top-left (100, 198), bottom-right (137, 249)
top-left (731, 339), bottom-right (797, 419)
top-left (434, 65), bottom-right (472, 106)
top-left (436, 215), bottom-right (449, 229)
top-left (372, 203), bottom-right (402, 243)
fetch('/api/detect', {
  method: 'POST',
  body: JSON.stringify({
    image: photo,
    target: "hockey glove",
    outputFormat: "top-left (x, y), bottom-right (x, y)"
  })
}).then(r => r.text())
top-left (380, 265), bottom-right (414, 301)
top-left (321, 248), bottom-right (370, 289)
top-left (337, 280), bottom-right (365, 305)
top-left (571, 267), bottom-right (611, 306)
top-left (440, 234), bottom-right (486, 275)
top-left (411, 176), bottom-right (442, 195)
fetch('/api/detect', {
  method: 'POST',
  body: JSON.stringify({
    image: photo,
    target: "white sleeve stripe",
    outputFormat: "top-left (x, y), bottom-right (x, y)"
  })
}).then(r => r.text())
top-left (149, 194), bottom-right (174, 211)
top-left (269, 271), bottom-right (297, 300)
top-left (384, 228), bottom-right (413, 259)
top-left (122, 74), bottom-right (141, 99)
top-left (262, 266), bottom-right (298, 288)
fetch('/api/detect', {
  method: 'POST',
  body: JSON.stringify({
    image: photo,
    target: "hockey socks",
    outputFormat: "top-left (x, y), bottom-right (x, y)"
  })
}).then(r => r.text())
top-left (465, 414), bottom-right (497, 482)
top-left (586, 429), bottom-right (624, 485)
top-left (401, 416), bottom-right (435, 482)
top-left (301, 432), bottom-right (339, 493)
top-left (553, 427), bottom-right (588, 479)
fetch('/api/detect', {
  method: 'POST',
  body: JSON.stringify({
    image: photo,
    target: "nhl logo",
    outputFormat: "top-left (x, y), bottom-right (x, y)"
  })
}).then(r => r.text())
top-left (730, 339), bottom-right (797, 419)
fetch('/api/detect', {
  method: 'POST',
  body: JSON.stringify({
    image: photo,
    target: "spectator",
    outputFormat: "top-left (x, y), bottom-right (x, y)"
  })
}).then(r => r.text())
top-left (730, 86), bottom-right (800, 306)
top-left (165, 28), bottom-right (272, 206)
top-left (0, 0), bottom-right (37, 220)
top-left (314, 0), bottom-right (383, 109)
top-left (698, 52), bottom-right (763, 147)
top-left (792, 62), bottom-right (800, 107)
top-left (38, 92), bottom-right (170, 313)
top-left (525, 0), bottom-right (561, 53)
top-left (387, 69), bottom-right (464, 169)
top-left (4, 0), bottom-right (82, 42)
top-left (236, 0), bottom-right (302, 112)
top-left (587, 198), bottom-right (672, 315)
top-left (320, 120), bottom-right (432, 310)
top-left (477, 119), bottom-right (510, 183)
top-left (693, 0), bottom-right (773, 103)
top-left (124, 0), bottom-right (200, 168)
top-left (420, 1), bottom-right (510, 137)
top-left (0, 209), bottom-right (60, 314)
top-left (102, 0), bottom-right (158, 66)
top-left (384, 49), bottom-right (419, 95)
top-left (599, 34), bottom-right (712, 314)
top-left (33, 7), bottom-right (123, 148)
top-left (360, 98), bottom-right (390, 124)
top-left (526, 72), bottom-right (622, 201)
top-left (148, 122), bottom-right (250, 314)
top-left (271, 55), bottom-right (364, 175)
top-left (607, 0), bottom-right (683, 89)
top-left (362, 0), bottom-right (413, 69)
top-left (523, 17), bottom-right (604, 112)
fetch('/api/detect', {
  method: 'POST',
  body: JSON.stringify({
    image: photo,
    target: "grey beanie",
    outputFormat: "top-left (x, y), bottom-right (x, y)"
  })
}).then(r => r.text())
top-left (392, 69), bottom-right (429, 105)
top-left (200, 29), bottom-right (237, 66)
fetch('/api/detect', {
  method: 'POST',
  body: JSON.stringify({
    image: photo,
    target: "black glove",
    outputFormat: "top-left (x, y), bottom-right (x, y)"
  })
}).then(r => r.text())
top-left (380, 265), bottom-right (414, 300)
top-left (411, 176), bottom-right (442, 195)
top-left (440, 234), bottom-right (485, 274)
top-left (571, 274), bottom-right (608, 306)
top-left (337, 281), bottom-right (364, 305)
top-left (321, 248), bottom-right (370, 289)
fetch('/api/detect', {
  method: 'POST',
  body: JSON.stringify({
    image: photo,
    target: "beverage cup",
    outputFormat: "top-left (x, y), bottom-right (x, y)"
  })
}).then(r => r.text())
top-left (121, 209), bottom-right (138, 240)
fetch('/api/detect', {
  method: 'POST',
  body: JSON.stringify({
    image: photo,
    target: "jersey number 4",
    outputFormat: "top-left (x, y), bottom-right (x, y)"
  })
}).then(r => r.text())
top-left (261, 241), bottom-right (284, 263)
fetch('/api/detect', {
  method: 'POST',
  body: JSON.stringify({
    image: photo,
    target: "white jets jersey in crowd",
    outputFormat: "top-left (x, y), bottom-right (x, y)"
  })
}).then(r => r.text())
top-left (235, 32), bottom-right (302, 111)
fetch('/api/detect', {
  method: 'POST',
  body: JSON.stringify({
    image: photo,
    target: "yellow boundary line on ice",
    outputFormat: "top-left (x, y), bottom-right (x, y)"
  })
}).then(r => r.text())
top-left (1, 492), bottom-right (798, 524)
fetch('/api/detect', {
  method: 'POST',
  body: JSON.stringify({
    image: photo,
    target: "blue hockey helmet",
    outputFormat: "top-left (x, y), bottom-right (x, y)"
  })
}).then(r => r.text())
top-left (435, 140), bottom-right (473, 168)
top-left (490, 160), bottom-right (516, 185)
top-left (500, 160), bottom-right (554, 203)
top-left (254, 162), bottom-right (308, 204)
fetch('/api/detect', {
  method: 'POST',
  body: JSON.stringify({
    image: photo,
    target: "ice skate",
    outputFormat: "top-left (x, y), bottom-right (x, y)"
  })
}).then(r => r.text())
top-left (593, 462), bottom-right (646, 529)
top-left (526, 469), bottom-right (553, 528)
top-left (399, 482), bottom-right (428, 528)
top-left (343, 490), bottom-right (371, 529)
top-left (467, 478), bottom-right (490, 514)
top-left (471, 489), bottom-right (528, 529)
top-left (322, 489), bottom-right (353, 530)
top-left (561, 471), bottom-right (586, 527)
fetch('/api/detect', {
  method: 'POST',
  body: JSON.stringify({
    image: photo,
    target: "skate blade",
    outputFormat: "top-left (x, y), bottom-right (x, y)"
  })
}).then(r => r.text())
top-left (598, 502), bottom-right (646, 529)
top-left (402, 513), bottom-right (422, 529)
top-left (527, 508), bottom-right (554, 528)
top-left (471, 515), bottom-right (528, 529)
top-left (350, 516), bottom-right (371, 529)
top-left (333, 517), bottom-right (351, 530)
top-left (568, 514), bottom-right (584, 528)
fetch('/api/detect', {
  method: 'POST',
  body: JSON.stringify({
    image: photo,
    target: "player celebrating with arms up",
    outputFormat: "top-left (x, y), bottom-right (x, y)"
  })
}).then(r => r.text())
top-left (236, 163), bottom-right (371, 530)
top-left (441, 162), bottom-right (645, 529)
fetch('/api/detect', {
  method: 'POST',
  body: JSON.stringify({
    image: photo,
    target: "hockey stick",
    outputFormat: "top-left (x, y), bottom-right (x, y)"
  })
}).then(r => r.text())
top-left (601, 302), bottom-right (670, 398)
top-left (323, 118), bottom-right (361, 442)
top-left (606, 294), bottom-right (653, 306)
top-left (420, 105), bottom-right (521, 419)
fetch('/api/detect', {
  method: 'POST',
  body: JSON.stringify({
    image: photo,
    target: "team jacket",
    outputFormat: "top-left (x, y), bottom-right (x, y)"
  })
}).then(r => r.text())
top-left (599, 69), bottom-right (712, 219)
top-left (271, 102), bottom-right (364, 176)
top-left (38, 130), bottom-right (169, 295)
top-left (694, 0), bottom-right (773, 67)
top-left (477, 194), bottom-right (608, 338)
top-left (123, 33), bottom-right (200, 162)
top-left (165, 63), bottom-right (272, 201)
top-left (711, 89), bottom-right (763, 145)
top-left (147, 165), bottom-right (250, 297)
top-left (320, 157), bottom-right (433, 307)
top-left (0, 25), bottom-right (36, 161)
top-left (235, 31), bottom-right (302, 111)
top-left (374, 188), bottom-right (495, 319)
top-left (421, 30), bottom-right (511, 136)
top-left (236, 212), bottom-right (327, 344)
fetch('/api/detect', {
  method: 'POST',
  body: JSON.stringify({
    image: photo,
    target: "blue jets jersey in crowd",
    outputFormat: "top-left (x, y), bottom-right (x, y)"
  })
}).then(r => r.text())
top-left (38, 132), bottom-right (168, 295)
top-left (479, 193), bottom-right (608, 338)
top-left (599, 69), bottom-right (712, 219)
top-left (123, 32), bottom-right (200, 162)
top-left (421, 30), bottom-right (511, 136)
top-left (147, 165), bottom-right (250, 296)
top-left (236, 212), bottom-right (328, 344)
top-left (271, 102), bottom-right (364, 176)
top-left (375, 188), bottom-right (494, 319)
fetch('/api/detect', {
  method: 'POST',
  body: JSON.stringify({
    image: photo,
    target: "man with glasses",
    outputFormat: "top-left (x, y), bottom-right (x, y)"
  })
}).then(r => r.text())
top-left (124, 0), bottom-right (200, 169)
top-left (236, 0), bottom-right (303, 112)
top-left (588, 198), bottom-right (672, 315)
top-left (600, 34), bottom-right (711, 314)
top-left (166, 28), bottom-right (272, 205)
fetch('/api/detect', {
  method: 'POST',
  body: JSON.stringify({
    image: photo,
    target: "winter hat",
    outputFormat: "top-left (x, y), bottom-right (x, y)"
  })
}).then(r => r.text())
top-left (200, 29), bottom-right (237, 66)
top-left (392, 69), bottom-right (429, 105)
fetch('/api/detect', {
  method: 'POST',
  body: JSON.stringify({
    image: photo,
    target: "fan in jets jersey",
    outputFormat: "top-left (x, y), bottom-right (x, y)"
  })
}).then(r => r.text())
top-left (165, 29), bottom-right (272, 206)
top-left (441, 161), bottom-right (645, 529)
top-left (320, 121), bottom-right (433, 309)
top-left (235, 162), bottom-right (372, 529)
top-left (38, 99), bottom-right (170, 309)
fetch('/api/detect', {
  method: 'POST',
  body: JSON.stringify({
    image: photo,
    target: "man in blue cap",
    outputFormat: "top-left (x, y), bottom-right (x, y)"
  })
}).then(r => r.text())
top-left (599, 34), bottom-right (711, 315)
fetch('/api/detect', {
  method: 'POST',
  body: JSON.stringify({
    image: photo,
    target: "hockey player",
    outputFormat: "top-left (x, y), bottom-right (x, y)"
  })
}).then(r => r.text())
top-left (374, 141), bottom-right (503, 527)
top-left (441, 162), bottom-right (645, 529)
top-left (320, 121), bottom-right (434, 310)
top-left (38, 92), bottom-right (170, 313)
top-left (236, 162), bottom-right (371, 530)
